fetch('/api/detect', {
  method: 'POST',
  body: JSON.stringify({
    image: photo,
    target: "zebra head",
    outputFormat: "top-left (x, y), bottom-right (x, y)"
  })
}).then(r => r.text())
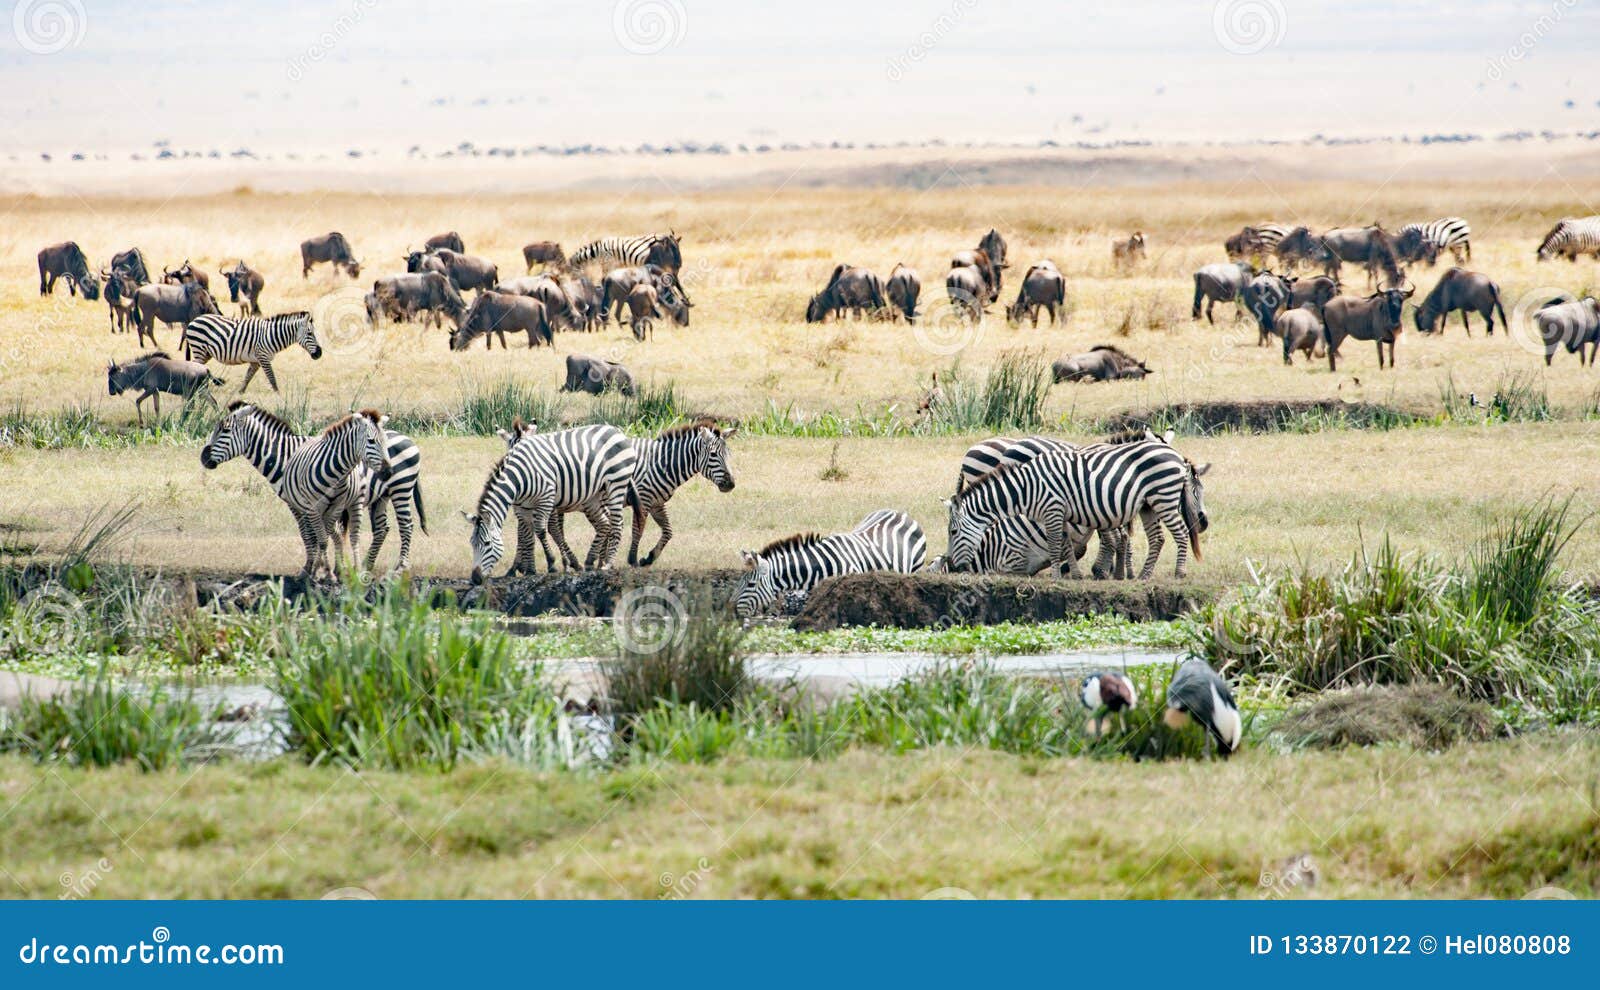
top-left (942, 496), bottom-right (982, 573)
top-left (294, 313), bottom-right (324, 360)
top-left (464, 511), bottom-right (504, 585)
top-left (698, 424), bottom-right (736, 493)
top-left (354, 410), bottom-right (392, 481)
top-left (494, 417), bottom-right (539, 449)
top-left (734, 550), bottom-right (777, 618)
top-left (200, 403), bottom-right (252, 469)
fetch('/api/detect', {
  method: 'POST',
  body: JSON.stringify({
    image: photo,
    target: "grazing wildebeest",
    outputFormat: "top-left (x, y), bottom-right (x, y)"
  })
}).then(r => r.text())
top-left (522, 240), bottom-right (565, 272)
top-left (1275, 305), bottom-right (1327, 365)
top-left (945, 265), bottom-right (987, 324)
top-left (624, 283), bottom-right (661, 341)
top-left (430, 248), bottom-right (499, 294)
top-left (806, 264), bottom-right (887, 322)
top-left (1322, 285), bottom-right (1413, 371)
top-left (599, 266), bottom-right (662, 325)
top-left (1533, 297), bottom-right (1600, 365)
top-left (951, 248), bottom-right (999, 303)
top-left (1111, 232), bottom-right (1147, 269)
top-left (886, 263), bottom-right (921, 323)
top-left (1413, 268), bottom-right (1506, 336)
top-left (364, 290), bottom-right (392, 328)
top-left (562, 274), bottom-right (604, 330)
top-left (1275, 227), bottom-right (1337, 275)
top-left (1288, 274), bottom-right (1339, 315)
top-left (162, 260), bottom-right (210, 291)
top-left (404, 248), bottom-right (449, 276)
top-left (654, 278), bottom-right (690, 327)
top-left (1241, 271), bottom-right (1296, 345)
top-left (37, 242), bottom-right (99, 299)
top-left (1051, 345), bottom-right (1151, 382)
top-left (561, 354), bottom-right (636, 397)
top-left (1321, 225), bottom-right (1404, 288)
top-left (1006, 261), bottom-right (1066, 327)
top-left (425, 231), bottom-right (465, 254)
top-left (1191, 261), bottom-right (1253, 323)
top-left (130, 281), bottom-right (218, 348)
top-left (107, 351), bottom-right (226, 425)
top-left (219, 260), bottom-right (265, 317)
top-left (644, 232), bottom-right (683, 274)
top-left (373, 272), bottom-right (466, 329)
top-left (978, 228), bottom-right (1008, 271)
top-left (449, 291), bottom-right (553, 349)
top-left (301, 232), bottom-right (361, 278)
top-left (110, 247), bottom-right (151, 284)
top-left (1535, 216), bottom-right (1600, 262)
top-left (102, 269), bottom-right (138, 333)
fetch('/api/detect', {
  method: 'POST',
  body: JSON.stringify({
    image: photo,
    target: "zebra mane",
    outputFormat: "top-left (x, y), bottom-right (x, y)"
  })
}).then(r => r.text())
top-left (227, 402), bottom-right (301, 437)
top-left (756, 532), bottom-right (825, 557)
top-left (1102, 427), bottom-right (1148, 446)
top-left (658, 418), bottom-right (719, 439)
top-left (951, 458), bottom-right (1020, 507)
top-left (320, 409), bottom-right (381, 436)
top-left (475, 450), bottom-right (515, 515)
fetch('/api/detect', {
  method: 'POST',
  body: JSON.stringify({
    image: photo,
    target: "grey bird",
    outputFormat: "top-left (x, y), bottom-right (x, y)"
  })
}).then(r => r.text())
top-left (1163, 659), bottom-right (1241, 759)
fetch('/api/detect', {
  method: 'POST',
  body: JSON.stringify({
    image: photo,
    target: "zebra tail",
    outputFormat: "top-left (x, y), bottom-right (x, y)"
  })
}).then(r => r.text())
top-left (413, 480), bottom-right (428, 535)
top-left (1180, 486), bottom-right (1203, 561)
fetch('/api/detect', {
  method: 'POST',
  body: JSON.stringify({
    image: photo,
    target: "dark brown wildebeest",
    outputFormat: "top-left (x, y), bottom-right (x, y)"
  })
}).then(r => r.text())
top-left (372, 272), bottom-right (465, 329)
top-left (886, 263), bottom-right (920, 323)
top-left (655, 277), bottom-right (690, 327)
top-left (450, 291), bottom-right (553, 350)
top-left (625, 283), bottom-right (660, 341)
top-left (599, 266), bottom-right (659, 325)
top-left (404, 248), bottom-right (449, 276)
top-left (951, 248), bottom-right (999, 303)
top-left (806, 264), bottom-right (886, 322)
top-left (301, 232), bottom-right (361, 278)
top-left (432, 248), bottom-right (499, 294)
top-left (110, 247), bottom-right (151, 284)
top-left (364, 290), bottom-right (394, 328)
top-left (1289, 274), bottom-right (1339, 315)
top-left (1224, 227), bottom-right (1258, 262)
top-left (1191, 262), bottom-right (1253, 323)
top-left (1241, 271), bottom-right (1295, 345)
top-left (130, 282), bottom-right (218, 348)
top-left (219, 260), bottom-right (265, 317)
top-left (107, 351), bottom-right (226, 425)
top-left (1051, 345), bottom-right (1151, 382)
top-left (37, 241), bottom-right (100, 300)
top-left (1006, 261), bottom-right (1066, 327)
top-left (1534, 297), bottom-right (1600, 365)
top-left (945, 265), bottom-right (987, 324)
top-left (162, 260), bottom-right (210, 291)
top-left (1276, 305), bottom-right (1326, 365)
top-left (496, 275), bottom-right (574, 329)
top-left (425, 231), bottom-right (465, 254)
top-left (1322, 284), bottom-right (1413, 371)
top-left (102, 269), bottom-right (139, 333)
top-left (522, 240), bottom-right (565, 272)
top-left (1112, 232), bottom-right (1146, 269)
top-left (644, 232), bottom-right (683, 275)
top-left (562, 274), bottom-right (604, 330)
top-left (1321, 225), bottom-right (1404, 288)
top-left (978, 228), bottom-right (1008, 271)
top-left (561, 354), bottom-right (636, 396)
top-left (1413, 268), bottom-right (1506, 336)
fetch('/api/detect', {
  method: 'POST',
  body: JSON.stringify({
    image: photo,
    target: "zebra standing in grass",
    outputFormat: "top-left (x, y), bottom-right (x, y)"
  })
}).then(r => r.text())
top-left (200, 402), bottom-right (428, 572)
top-left (277, 410), bottom-right (393, 581)
top-left (1397, 217), bottom-right (1471, 265)
top-left (465, 424), bottom-right (637, 583)
top-left (567, 233), bottom-right (682, 274)
top-left (1537, 216), bottom-right (1600, 262)
top-left (735, 510), bottom-right (926, 618)
top-left (181, 311), bottom-right (323, 392)
top-left (624, 420), bottom-right (737, 567)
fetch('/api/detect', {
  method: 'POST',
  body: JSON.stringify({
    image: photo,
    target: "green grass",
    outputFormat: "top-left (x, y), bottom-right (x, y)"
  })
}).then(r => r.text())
top-left (0, 670), bottom-right (219, 771)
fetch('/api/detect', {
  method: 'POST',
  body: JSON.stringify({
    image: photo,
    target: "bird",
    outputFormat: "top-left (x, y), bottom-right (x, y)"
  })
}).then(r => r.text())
top-left (1080, 671), bottom-right (1138, 736)
top-left (1163, 659), bottom-right (1242, 759)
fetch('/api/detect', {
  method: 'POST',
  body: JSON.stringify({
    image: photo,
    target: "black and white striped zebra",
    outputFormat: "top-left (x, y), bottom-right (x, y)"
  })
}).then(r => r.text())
top-left (567, 233), bottom-right (682, 274)
top-left (276, 410), bottom-right (392, 580)
top-left (626, 420), bottom-right (737, 567)
top-left (735, 509), bottom-right (925, 618)
top-left (466, 424), bottom-right (638, 583)
top-left (200, 402), bottom-right (427, 572)
top-left (181, 311), bottom-right (323, 393)
top-left (1537, 216), bottom-right (1600, 263)
top-left (926, 513), bottom-right (1052, 576)
top-left (1397, 217), bottom-right (1471, 265)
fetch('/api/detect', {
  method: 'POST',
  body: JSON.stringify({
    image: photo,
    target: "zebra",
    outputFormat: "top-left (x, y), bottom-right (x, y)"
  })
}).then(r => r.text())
top-left (567, 233), bottom-right (683, 274)
top-left (465, 424), bottom-right (637, 583)
top-left (199, 402), bottom-right (428, 572)
top-left (926, 513), bottom-right (1053, 576)
top-left (625, 420), bottom-right (737, 567)
top-left (1397, 217), bottom-right (1471, 266)
top-left (1249, 223), bottom-right (1292, 256)
top-left (181, 311), bottom-right (323, 393)
top-left (1537, 216), bottom-right (1600, 263)
top-left (734, 509), bottom-right (925, 618)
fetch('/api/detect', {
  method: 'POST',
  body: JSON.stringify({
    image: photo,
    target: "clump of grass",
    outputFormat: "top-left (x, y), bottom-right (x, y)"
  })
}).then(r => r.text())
top-left (818, 442), bottom-right (849, 481)
top-left (628, 701), bottom-right (743, 763)
top-left (0, 670), bottom-right (217, 770)
top-left (1441, 371), bottom-right (1553, 423)
top-left (445, 376), bottom-right (567, 436)
top-left (601, 590), bottom-right (750, 717)
top-left (918, 352), bottom-right (1050, 432)
top-left (1274, 684), bottom-right (1500, 750)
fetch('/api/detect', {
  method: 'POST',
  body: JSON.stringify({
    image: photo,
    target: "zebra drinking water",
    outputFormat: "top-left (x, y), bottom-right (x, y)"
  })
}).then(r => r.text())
top-left (734, 510), bottom-right (926, 618)
top-left (181, 311), bottom-right (323, 393)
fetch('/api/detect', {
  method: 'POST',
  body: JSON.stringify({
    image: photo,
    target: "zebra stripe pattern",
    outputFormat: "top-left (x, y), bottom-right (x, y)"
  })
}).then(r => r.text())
top-left (467, 424), bottom-right (638, 581)
top-left (627, 421), bottom-right (737, 567)
top-left (928, 513), bottom-right (1053, 576)
top-left (182, 312), bottom-right (323, 393)
top-left (568, 234), bottom-right (679, 271)
top-left (1249, 223), bottom-right (1292, 254)
top-left (1537, 216), bottom-right (1600, 262)
top-left (1400, 217), bottom-right (1471, 264)
top-left (277, 411), bottom-right (392, 579)
top-left (735, 509), bottom-right (926, 617)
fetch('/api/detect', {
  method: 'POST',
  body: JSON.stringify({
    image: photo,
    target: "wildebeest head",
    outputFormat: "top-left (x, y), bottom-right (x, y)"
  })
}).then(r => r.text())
top-left (804, 291), bottom-right (830, 323)
top-left (73, 270), bottom-right (101, 300)
top-left (449, 295), bottom-right (488, 350)
top-left (645, 232), bottom-right (682, 273)
top-left (1379, 283), bottom-right (1414, 325)
top-left (657, 278), bottom-right (690, 326)
top-left (101, 268), bottom-right (132, 304)
top-left (106, 359), bottom-right (127, 396)
top-left (404, 249), bottom-right (427, 273)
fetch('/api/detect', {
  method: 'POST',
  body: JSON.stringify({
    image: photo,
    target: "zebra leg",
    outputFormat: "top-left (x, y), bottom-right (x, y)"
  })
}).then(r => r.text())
top-left (527, 499), bottom-right (558, 573)
top-left (511, 505), bottom-right (538, 573)
top-left (578, 501), bottom-right (613, 569)
top-left (1090, 531), bottom-right (1118, 580)
top-left (261, 361), bottom-right (280, 392)
top-left (1137, 511), bottom-right (1167, 580)
top-left (547, 511), bottom-right (582, 570)
top-left (627, 499), bottom-right (647, 567)
top-left (240, 364), bottom-right (259, 392)
top-left (390, 492), bottom-right (415, 571)
top-left (640, 505), bottom-right (672, 567)
top-left (1159, 505), bottom-right (1191, 579)
top-left (296, 511), bottom-right (328, 581)
top-left (365, 496), bottom-right (390, 572)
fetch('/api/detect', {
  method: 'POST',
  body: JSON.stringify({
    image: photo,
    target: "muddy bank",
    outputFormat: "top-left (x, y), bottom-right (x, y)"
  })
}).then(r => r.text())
top-left (1102, 399), bottom-right (1416, 434)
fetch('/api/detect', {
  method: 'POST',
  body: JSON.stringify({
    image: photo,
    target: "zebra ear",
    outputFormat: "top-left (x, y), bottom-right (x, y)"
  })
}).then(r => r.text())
top-left (459, 510), bottom-right (475, 524)
top-left (721, 425), bottom-right (738, 439)
top-left (1192, 462), bottom-right (1211, 477)
top-left (739, 550), bottom-right (758, 569)
top-left (1162, 429), bottom-right (1175, 445)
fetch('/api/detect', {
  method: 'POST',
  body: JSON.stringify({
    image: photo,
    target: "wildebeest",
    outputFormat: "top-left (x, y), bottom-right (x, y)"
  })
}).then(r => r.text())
top-left (1241, 271), bottom-right (1295, 345)
top-left (449, 291), bottom-right (553, 349)
top-left (1413, 268), bottom-right (1506, 336)
top-left (1111, 231), bottom-right (1146, 269)
top-left (373, 272), bottom-right (466, 329)
top-left (219, 260), bottom-right (265, 317)
top-left (37, 241), bottom-right (100, 300)
top-left (130, 281), bottom-right (219, 348)
top-left (1051, 344), bottom-right (1151, 382)
top-left (300, 232), bottom-right (361, 278)
top-left (1321, 225), bottom-right (1403, 288)
top-left (430, 248), bottom-right (499, 294)
top-left (425, 231), bottom-right (465, 254)
top-left (1275, 227), bottom-right (1337, 274)
top-left (102, 269), bottom-right (138, 333)
top-left (561, 354), bottom-right (636, 396)
top-left (886, 263), bottom-right (921, 323)
top-left (644, 232), bottom-right (683, 275)
top-left (1275, 305), bottom-right (1327, 365)
top-left (624, 284), bottom-right (662, 341)
top-left (1322, 285), bottom-right (1413, 371)
top-left (945, 265), bottom-right (987, 324)
top-left (951, 248), bottom-right (999, 303)
top-left (1006, 261), bottom-right (1066, 327)
top-left (110, 247), bottom-right (151, 284)
top-left (806, 264), bottom-right (886, 322)
top-left (162, 260), bottom-right (210, 291)
top-left (562, 274), bottom-right (604, 330)
top-left (1533, 297), bottom-right (1600, 365)
top-left (404, 248), bottom-right (449, 276)
top-left (978, 228), bottom-right (1008, 271)
top-left (496, 274), bottom-right (571, 324)
top-left (364, 290), bottom-right (393, 328)
top-left (1191, 261), bottom-right (1253, 323)
top-left (522, 240), bottom-right (565, 272)
top-left (107, 351), bottom-right (226, 425)
top-left (1288, 274), bottom-right (1339, 315)
top-left (600, 266), bottom-right (664, 325)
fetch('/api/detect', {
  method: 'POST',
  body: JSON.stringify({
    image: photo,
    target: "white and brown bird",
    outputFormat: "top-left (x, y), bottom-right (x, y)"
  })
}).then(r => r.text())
top-left (1080, 672), bottom-right (1138, 736)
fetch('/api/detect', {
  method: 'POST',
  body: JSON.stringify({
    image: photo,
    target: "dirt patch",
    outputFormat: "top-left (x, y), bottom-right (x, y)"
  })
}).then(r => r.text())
top-left (1102, 399), bottom-right (1416, 434)
top-left (1273, 684), bottom-right (1502, 750)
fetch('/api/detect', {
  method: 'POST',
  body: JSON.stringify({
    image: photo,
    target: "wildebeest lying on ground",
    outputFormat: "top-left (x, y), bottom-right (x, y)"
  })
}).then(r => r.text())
top-left (162, 260), bottom-right (210, 291)
top-left (373, 272), bottom-right (465, 329)
top-left (219, 260), bottom-right (265, 317)
top-left (1241, 271), bottom-right (1295, 345)
top-left (425, 230), bottom-right (465, 254)
top-left (1006, 261), bottom-right (1066, 327)
top-left (522, 240), bottom-right (565, 271)
top-left (37, 241), bottom-right (100, 300)
top-left (1275, 305), bottom-right (1327, 365)
top-left (950, 248), bottom-right (999, 303)
top-left (1413, 268), bottom-right (1506, 336)
top-left (1112, 232), bottom-right (1147, 269)
top-left (561, 354), bottom-right (636, 396)
top-left (107, 351), bottom-right (226, 425)
top-left (1191, 261), bottom-right (1253, 323)
top-left (449, 291), bottom-right (553, 349)
top-left (110, 247), bottom-right (151, 284)
top-left (1322, 284), bottom-right (1413, 371)
top-left (300, 231), bottom-right (361, 278)
top-left (806, 264), bottom-right (886, 322)
top-left (131, 281), bottom-right (218, 348)
top-left (886, 263), bottom-right (920, 323)
top-left (1534, 297), bottom-right (1600, 365)
top-left (1051, 344), bottom-right (1151, 382)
